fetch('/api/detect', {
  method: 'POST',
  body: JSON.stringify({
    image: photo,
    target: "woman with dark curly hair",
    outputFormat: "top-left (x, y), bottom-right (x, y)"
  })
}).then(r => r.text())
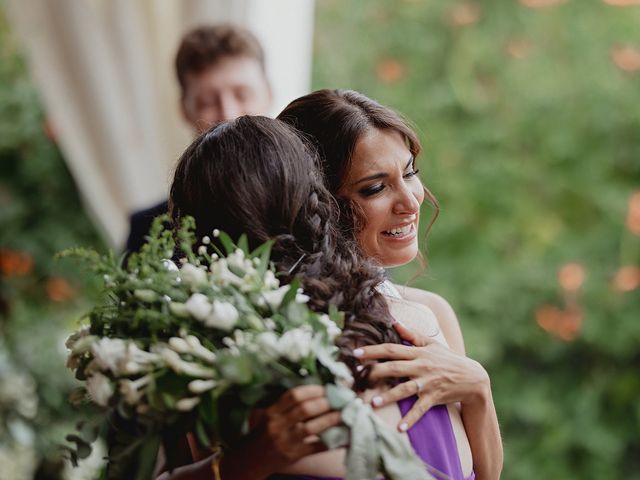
top-left (278, 89), bottom-right (503, 480)
top-left (158, 115), bottom-right (409, 479)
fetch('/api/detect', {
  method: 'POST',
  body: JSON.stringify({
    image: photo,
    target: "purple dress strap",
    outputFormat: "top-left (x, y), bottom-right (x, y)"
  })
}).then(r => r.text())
top-left (272, 393), bottom-right (474, 480)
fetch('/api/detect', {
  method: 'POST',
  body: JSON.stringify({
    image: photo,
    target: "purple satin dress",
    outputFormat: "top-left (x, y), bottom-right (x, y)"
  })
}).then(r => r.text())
top-left (274, 393), bottom-right (475, 480)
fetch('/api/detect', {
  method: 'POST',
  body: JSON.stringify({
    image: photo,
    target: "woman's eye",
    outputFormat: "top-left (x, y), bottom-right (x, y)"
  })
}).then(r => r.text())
top-left (359, 184), bottom-right (385, 197)
top-left (404, 168), bottom-right (420, 179)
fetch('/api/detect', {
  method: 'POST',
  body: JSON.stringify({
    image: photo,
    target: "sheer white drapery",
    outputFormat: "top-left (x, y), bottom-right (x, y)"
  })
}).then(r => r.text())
top-left (4, 0), bottom-right (315, 247)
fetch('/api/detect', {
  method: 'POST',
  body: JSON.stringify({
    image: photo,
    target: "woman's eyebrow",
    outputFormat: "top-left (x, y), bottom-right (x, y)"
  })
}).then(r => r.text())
top-left (351, 156), bottom-right (414, 187)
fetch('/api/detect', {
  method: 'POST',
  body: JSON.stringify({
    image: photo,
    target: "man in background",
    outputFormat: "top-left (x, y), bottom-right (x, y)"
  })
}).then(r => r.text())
top-left (125, 24), bottom-right (273, 253)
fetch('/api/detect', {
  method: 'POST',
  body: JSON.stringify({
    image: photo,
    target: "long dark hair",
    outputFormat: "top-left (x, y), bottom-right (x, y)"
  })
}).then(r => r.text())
top-left (278, 88), bottom-right (439, 239)
top-left (169, 116), bottom-right (401, 388)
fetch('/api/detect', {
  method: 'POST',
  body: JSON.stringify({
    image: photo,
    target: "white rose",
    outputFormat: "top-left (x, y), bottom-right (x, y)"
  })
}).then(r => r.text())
top-left (86, 372), bottom-right (113, 407)
top-left (278, 328), bottom-right (312, 362)
top-left (185, 293), bottom-right (212, 321)
top-left (255, 331), bottom-right (280, 360)
top-left (261, 285), bottom-right (291, 309)
top-left (179, 263), bottom-right (208, 287)
top-left (204, 301), bottom-right (239, 331)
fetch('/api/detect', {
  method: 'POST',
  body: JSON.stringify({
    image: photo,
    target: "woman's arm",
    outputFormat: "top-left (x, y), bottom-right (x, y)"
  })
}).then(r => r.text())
top-left (359, 286), bottom-right (503, 480)
top-left (155, 385), bottom-right (341, 480)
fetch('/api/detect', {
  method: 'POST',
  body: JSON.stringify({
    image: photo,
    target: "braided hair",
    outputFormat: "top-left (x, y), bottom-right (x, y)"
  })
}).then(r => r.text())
top-left (169, 116), bottom-right (402, 389)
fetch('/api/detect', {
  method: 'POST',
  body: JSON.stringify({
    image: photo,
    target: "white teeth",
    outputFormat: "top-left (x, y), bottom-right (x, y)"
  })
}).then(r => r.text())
top-left (384, 224), bottom-right (411, 236)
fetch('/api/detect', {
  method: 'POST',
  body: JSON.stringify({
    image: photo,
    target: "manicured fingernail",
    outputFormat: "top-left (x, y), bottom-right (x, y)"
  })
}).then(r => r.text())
top-left (371, 396), bottom-right (383, 407)
top-left (399, 422), bottom-right (409, 432)
top-left (353, 348), bottom-right (364, 357)
top-left (356, 365), bottom-right (364, 372)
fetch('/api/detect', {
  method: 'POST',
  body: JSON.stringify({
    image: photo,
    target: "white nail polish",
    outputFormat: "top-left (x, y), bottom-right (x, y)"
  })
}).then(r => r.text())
top-left (371, 396), bottom-right (383, 407)
top-left (356, 365), bottom-right (364, 372)
top-left (353, 348), bottom-right (364, 357)
top-left (399, 422), bottom-right (409, 432)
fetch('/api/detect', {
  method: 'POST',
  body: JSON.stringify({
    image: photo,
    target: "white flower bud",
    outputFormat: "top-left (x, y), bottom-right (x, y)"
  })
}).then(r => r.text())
top-left (296, 292), bottom-right (310, 304)
top-left (86, 372), bottom-right (113, 407)
top-left (179, 263), bottom-right (208, 287)
top-left (188, 379), bottom-right (217, 394)
top-left (204, 301), bottom-right (239, 331)
top-left (119, 375), bottom-right (151, 405)
top-left (159, 348), bottom-right (215, 378)
top-left (197, 245), bottom-right (207, 256)
top-left (168, 337), bottom-right (190, 353)
top-left (210, 260), bottom-right (243, 287)
top-left (260, 285), bottom-right (291, 309)
top-left (202, 236), bottom-right (211, 245)
top-left (185, 293), bottom-right (212, 321)
top-left (185, 335), bottom-right (217, 363)
top-left (319, 314), bottom-right (342, 340)
top-left (263, 270), bottom-right (279, 289)
top-left (134, 289), bottom-right (157, 303)
top-left (169, 302), bottom-right (191, 318)
top-left (175, 397), bottom-right (201, 411)
top-left (162, 259), bottom-right (179, 271)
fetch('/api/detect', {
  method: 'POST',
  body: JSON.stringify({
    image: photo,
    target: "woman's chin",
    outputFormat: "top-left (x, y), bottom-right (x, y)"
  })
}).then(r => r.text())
top-left (378, 246), bottom-right (419, 269)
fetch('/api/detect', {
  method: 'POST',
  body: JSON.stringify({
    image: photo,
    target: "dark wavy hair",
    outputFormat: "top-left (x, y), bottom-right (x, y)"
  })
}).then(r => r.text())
top-left (169, 116), bottom-right (401, 389)
top-left (278, 88), bottom-right (439, 241)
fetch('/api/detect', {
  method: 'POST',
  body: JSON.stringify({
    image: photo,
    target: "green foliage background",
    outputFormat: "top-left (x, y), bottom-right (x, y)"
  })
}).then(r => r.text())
top-left (0, 7), bottom-right (103, 479)
top-left (313, 1), bottom-right (640, 478)
top-left (1, 1), bottom-right (639, 479)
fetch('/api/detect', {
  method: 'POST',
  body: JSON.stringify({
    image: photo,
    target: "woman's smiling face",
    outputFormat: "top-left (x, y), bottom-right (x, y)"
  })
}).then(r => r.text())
top-left (338, 128), bottom-right (424, 268)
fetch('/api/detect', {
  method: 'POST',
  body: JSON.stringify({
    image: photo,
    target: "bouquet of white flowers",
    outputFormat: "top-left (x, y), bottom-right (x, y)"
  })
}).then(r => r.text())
top-left (62, 217), bottom-right (432, 480)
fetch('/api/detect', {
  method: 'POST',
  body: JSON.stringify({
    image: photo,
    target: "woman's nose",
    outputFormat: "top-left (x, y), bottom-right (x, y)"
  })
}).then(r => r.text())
top-left (393, 184), bottom-right (422, 215)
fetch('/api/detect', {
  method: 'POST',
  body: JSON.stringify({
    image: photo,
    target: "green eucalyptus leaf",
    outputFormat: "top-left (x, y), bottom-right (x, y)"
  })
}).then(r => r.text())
top-left (237, 234), bottom-right (249, 255)
top-left (216, 231), bottom-right (236, 255)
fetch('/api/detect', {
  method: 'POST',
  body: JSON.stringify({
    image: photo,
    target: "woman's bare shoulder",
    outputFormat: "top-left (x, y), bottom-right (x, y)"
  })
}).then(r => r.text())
top-left (392, 284), bottom-right (466, 354)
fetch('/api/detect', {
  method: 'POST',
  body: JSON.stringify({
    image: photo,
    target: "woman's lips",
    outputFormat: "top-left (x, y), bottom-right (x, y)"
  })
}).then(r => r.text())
top-left (381, 223), bottom-right (417, 241)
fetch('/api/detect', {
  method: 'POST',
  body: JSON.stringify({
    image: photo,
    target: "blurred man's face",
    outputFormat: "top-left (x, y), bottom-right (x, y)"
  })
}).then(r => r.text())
top-left (181, 55), bottom-right (272, 132)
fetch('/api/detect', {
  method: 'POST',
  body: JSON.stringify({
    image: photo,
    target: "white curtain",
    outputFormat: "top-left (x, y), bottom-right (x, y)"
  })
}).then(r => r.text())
top-left (4, 0), bottom-right (315, 248)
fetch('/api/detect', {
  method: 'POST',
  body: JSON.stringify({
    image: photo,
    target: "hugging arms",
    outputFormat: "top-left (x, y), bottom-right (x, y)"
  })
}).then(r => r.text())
top-left (153, 90), bottom-right (502, 479)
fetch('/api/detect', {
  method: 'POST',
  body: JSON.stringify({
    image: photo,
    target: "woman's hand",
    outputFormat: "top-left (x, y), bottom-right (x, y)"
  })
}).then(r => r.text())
top-left (354, 320), bottom-right (490, 431)
top-left (219, 384), bottom-right (342, 479)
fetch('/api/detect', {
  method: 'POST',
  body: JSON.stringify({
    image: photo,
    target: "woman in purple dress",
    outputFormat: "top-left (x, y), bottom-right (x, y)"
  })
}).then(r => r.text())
top-left (278, 90), bottom-right (503, 480)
